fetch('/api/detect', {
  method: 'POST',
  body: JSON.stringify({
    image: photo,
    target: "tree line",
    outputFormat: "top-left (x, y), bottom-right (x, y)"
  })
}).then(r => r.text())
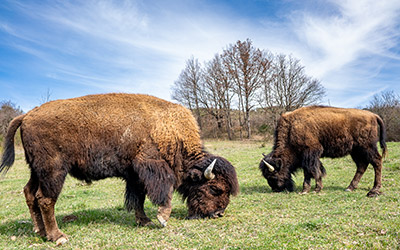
top-left (1, 90), bottom-right (398, 142)
top-left (366, 90), bottom-right (400, 141)
top-left (0, 101), bottom-right (23, 145)
top-left (172, 39), bottom-right (325, 140)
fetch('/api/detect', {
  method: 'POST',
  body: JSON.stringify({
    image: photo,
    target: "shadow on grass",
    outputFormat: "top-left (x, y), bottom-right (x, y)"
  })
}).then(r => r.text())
top-left (0, 205), bottom-right (189, 238)
top-left (292, 185), bottom-right (373, 194)
top-left (240, 183), bottom-right (370, 195)
top-left (315, 185), bottom-right (372, 193)
top-left (240, 184), bottom-right (272, 194)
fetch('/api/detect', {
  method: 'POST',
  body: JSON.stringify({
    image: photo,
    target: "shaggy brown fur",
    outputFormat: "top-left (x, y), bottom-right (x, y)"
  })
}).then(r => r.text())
top-left (260, 106), bottom-right (386, 197)
top-left (0, 93), bottom-right (239, 244)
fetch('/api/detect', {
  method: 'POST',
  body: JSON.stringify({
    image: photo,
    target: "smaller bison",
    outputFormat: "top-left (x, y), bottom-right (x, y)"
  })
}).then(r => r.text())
top-left (0, 93), bottom-right (239, 245)
top-left (260, 106), bottom-right (386, 197)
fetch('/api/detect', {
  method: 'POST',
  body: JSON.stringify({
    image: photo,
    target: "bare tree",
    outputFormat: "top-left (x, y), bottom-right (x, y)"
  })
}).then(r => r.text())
top-left (367, 90), bottom-right (400, 141)
top-left (172, 39), bottom-right (325, 140)
top-left (39, 88), bottom-right (53, 104)
top-left (201, 54), bottom-right (235, 139)
top-left (222, 39), bottom-right (271, 139)
top-left (171, 57), bottom-right (203, 129)
top-left (0, 101), bottom-right (24, 137)
top-left (261, 54), bottom-right (325, 113)
top-left (171, 78), bottom-right (194, 110)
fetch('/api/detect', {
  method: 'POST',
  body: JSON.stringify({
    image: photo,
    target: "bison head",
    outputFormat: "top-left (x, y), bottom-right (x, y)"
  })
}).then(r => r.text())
top-left (178, 156), bottom-right (239, 220)
top-left (259, 153), bottom-right (294, 192)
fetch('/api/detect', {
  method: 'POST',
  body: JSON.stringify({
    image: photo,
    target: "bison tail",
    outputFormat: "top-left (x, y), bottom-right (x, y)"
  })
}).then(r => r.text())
top-left (0, 114), bottom-right (25, 176)
top-left (376, 115), bottom-right (387, 158)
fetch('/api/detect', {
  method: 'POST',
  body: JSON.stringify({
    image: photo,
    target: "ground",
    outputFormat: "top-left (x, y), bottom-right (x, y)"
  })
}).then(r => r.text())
top-left (0, 140), bottom-right (399, 249)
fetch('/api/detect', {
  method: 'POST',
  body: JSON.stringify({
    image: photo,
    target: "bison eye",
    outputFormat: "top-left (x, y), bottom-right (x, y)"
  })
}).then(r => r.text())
top-left (209, 186), bottom-right (223, 196)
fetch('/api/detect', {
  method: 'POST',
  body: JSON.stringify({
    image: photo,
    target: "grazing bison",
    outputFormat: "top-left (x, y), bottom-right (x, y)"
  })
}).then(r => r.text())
top-left (0, 93), bottom-right (239, 245)
top-left (259, 106), bottom-right (386, 197)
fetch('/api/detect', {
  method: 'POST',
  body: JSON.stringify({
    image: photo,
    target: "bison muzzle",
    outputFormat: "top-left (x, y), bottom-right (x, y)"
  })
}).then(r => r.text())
top-left (260, 106), bottom-right (387, 197)
top-left (0, 93), bottom-right (239, 245)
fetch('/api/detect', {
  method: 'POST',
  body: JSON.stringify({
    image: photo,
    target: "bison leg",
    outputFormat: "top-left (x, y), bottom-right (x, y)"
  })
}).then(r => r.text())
top-left (134, 208), bottom-right (154, 227)
top-left (367, 148), bottom-right (383, 197)
top-left (35, 187), bottom-right (68, 245)
top-left (156, 186), bottom-right (173, 227)
top-left (300, 149), bottom-right (323, 194)
top-left (314, 161), bottom-right (325, 193)
top-left (349, 147), bottom-right (383, 197)
top-left (300, 171), bottom-right (312, 194)
top-left (131, 158), bottom-right (176, 227)
top-left (125, 179), bottom-right (154, 226)
top-left (33, 167), bottom-right (68, 245)
top-left (314, 175), bottom-right (324, 193)
top-left (346, 154), bottom-right (368, 192)
top-left (23, 173), bottom-right (46, 237)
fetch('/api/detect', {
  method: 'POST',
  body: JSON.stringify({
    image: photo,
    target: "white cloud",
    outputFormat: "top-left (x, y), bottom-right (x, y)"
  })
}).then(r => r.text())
top-left (1, 0), bottom-right (249, 105)
top-left (293, 0), bottom-right (400, 78)
top-left (278, 0), bottom-right (400, 107)
top-left (1, 0), bottom-right (400, 110)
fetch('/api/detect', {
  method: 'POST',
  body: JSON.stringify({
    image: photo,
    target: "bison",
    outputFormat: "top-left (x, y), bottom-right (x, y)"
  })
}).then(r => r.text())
top-left (259, 106), bottom-right (386, 197)
top-left (0, 93), bottom-right (239, 245)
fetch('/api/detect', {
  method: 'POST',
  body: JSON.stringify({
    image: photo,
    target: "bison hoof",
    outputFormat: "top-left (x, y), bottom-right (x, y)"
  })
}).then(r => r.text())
top-left (137, 220), bottom-right (155, 227)
top-left (367, 190), bottom-right (381, 197)
top-left (185, 215), bottom-right (200, 220)
top-left (344, 188), bottom-right (352, 192)
top-left (56, 237), bottom-right (68, 246)
top-left (157, 215), bottom-right (168, 227)
top-left (143, 221), bottom-right (156, 227)
top-left (299, 191), bottom-right (309, 195)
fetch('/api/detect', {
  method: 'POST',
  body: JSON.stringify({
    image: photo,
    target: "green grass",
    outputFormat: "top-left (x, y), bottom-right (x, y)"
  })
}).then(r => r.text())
top-left (0, 141), bottom-right (399, 249)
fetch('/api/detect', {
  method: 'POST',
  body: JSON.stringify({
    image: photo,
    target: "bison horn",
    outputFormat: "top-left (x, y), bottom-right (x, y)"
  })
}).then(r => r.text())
top-left (204, 159), bottom-right (217, 180)
top-left (263, 160), bottom-right (275, 172)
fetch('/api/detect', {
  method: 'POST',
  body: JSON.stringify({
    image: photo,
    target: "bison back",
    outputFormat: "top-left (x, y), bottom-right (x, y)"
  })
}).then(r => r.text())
top-left (279, 106), bottom-right (383, 158)
top-left (20, 93), bottom-right (203, 180)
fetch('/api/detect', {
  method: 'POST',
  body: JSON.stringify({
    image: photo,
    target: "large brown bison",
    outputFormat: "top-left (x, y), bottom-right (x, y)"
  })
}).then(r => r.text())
top-left (259, 106), bottom-right (386, 197)
top-left (0, 93), bottom-right (239, 245)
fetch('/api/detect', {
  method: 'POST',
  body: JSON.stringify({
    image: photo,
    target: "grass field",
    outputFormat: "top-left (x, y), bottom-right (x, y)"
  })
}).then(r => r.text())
top-left (0, 140), bottom-right (399, 249)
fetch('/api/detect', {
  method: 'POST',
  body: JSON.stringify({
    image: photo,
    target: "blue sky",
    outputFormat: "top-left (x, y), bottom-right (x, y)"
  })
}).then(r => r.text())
top-left (1, 0), bottom-right (400, 112)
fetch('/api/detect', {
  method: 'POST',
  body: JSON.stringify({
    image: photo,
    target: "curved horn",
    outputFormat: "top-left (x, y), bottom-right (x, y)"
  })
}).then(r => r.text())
top-left (263, 160), bottom-right (275, 172)
top-left (204, 159), bottom-right (217, 180)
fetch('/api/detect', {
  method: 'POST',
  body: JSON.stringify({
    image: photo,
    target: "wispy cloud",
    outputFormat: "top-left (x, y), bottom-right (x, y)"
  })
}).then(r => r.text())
top-left (1, 1), bottom-right (242, 99)
top-left (1, 0), bottom-right (400, 111)
top-left (292, 0), bottom-right (400, 79)
top-left (279, 0), bottom-right (400, 106)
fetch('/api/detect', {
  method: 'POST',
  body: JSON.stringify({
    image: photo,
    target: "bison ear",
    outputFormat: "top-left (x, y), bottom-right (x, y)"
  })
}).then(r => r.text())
top-left (187, 168), bottom-right (203, 182)
top-left (276, 159), bottom-right (283, 170)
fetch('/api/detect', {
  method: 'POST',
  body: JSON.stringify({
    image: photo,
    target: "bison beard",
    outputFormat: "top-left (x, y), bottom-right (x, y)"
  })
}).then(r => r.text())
top-left (260, 106), bottom-right (387, 197)
top-left (0, 93), bottom-right (239, 245)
